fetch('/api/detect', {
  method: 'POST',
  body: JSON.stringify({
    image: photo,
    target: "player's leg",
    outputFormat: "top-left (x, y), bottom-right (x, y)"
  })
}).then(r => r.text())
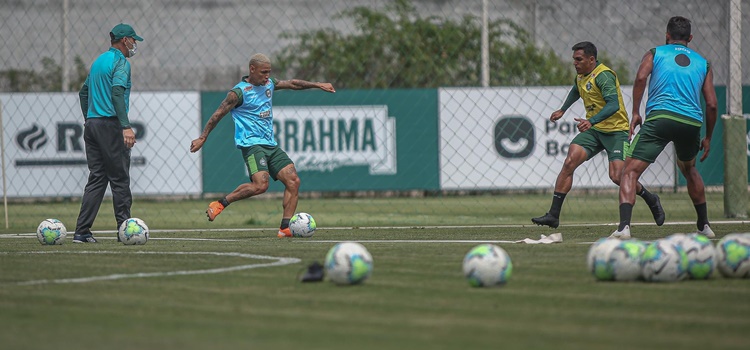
top-left (673, 123), bottom-right (713, 237)
top-left (604, 131), bottom-right (664, 226)
top-left (677, 159), bottom-right (713, 237)
top-left (206, 146), bottom-right (271, 221)
top-left (267, 147), bottom-right (298, 237)
top-left (275, 164), bottom-right (300, 237)
top-left (612, 119), bottom-right (668, 238)
top-left (207, 171), bottom-right (270, 221)
top-left (531, 143), bottom-right (588, 228)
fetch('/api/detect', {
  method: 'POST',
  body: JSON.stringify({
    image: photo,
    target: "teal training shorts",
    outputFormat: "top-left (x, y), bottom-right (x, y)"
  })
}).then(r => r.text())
top-left (240, 145), bottom-right (294, 181)
top-left (571, 128), bottom-right (629, 161)
top-left (628, 116), bottom-right (701, 163)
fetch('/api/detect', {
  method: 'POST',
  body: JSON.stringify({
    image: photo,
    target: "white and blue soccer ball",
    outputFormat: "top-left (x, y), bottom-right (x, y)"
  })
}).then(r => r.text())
top-left (608, 239), bottom-right (648, 281)
top-left (641, 239), bottom-right (689, 282)
top-left (36, 218), bottom-right (67, 245)
top-left (462, 244), bottom-right (512, 287)
top-left (715, 233), bottom-right (750, 278)
top-left (587, 238), bottom-right (645, 281)
top-left (324, 242), bottom-right (373, 285)
top-left (669, 233), bottom-right (716, 280)
top-left (118, 218), bottom-right (149, 245)
top-left (586, 238), bottom-right (620, 281)
top-left (290, 212), bottom-right (316, 238)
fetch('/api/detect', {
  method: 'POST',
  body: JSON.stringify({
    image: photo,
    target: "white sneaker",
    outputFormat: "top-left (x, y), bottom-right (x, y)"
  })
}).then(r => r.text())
top-left (609, 225), bottom-right (631, 239)
top-left (697, 224), bottom-right (715, 238)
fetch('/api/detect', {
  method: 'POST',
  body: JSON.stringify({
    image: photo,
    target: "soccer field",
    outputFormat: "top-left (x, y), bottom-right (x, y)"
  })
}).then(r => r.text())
top-left (1, 214), bottom-right (750, 349)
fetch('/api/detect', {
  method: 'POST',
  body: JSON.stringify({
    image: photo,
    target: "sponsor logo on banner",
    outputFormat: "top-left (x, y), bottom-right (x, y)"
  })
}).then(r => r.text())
top-left (13, 122), bottom-right (147, 167)
top-left (272, 106), bottom-right (397, 174)
top-left (494, 116), bottom-right (535, 158)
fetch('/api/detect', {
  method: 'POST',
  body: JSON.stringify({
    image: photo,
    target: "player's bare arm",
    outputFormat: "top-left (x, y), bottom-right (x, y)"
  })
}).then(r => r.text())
top-left (630, 50), bottom-right (654, 138)
top-left (190, 91), bottom-right (239, 153)
top-left (275, 79), bottom-right (335, 93)
top-left (550, 110), bottom-right (565, 122)
top-left (699, 68), bottom-right (718, 162)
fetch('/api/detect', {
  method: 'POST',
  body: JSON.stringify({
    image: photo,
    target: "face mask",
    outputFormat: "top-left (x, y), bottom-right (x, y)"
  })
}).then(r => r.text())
top-left (125, 38), bottom-right (137, 57)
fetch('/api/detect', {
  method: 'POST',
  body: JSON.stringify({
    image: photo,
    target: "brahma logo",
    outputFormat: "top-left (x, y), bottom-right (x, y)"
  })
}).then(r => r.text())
top-left (494, 116), bottom-right (534, 159)
top-left (15, 123), bottom-right (48, 152)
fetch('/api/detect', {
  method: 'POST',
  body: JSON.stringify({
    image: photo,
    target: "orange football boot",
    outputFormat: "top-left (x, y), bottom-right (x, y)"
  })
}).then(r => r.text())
top-left (277, 227), bottom-right (292, 238)
top-left (206, 201), bottom-right (225, 221)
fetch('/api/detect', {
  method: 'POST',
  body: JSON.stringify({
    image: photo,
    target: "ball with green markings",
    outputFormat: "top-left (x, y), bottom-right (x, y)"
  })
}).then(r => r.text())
top-left (118, 218), bottom-right (149, 245)
top-left (641, 239), bottom-right (688, 282)
top-left (462, 244), bottom-right (512, 287)
top-left (290, 212), bottom-right (316, 238)
top-left (716, 233), bottom-right (750, 278)
top-left (669, 233), bottom-right (717, 280)
top-left (325, 242), bottom-right (373, 285)
top-left (36, 218), bottom-right (67, 245)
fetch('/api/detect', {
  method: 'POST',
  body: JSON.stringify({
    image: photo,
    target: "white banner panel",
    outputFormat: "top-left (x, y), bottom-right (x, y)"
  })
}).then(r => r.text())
top-left (439, 87), bottom-right (675, 190)
top-left (1, 92), bottom-right (201, 197)
top-left (273, 106), bottom-right (397, 174)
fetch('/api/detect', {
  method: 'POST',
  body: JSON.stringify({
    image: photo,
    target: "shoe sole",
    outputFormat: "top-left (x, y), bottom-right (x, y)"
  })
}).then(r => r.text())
top-left (531, 219), bottom-right (559, 229)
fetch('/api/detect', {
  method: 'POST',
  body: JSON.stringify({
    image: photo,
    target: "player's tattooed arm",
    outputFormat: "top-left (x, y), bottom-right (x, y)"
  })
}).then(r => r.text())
top-left (190, 91), bottom-right (238, 153)
top-left (200, 91), bottom-right (238, 139)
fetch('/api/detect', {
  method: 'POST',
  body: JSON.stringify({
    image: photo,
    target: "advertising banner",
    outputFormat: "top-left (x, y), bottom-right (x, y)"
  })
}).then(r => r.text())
top-left (1, 92), bottom-right (202, 197)
top-left (439, 87), bottom-right (676, 190)
top-left (200, 89), bottom-right (440, 193)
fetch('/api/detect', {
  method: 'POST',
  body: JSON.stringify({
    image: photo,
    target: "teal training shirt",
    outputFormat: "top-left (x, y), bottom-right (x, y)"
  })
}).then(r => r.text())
top-left (230, 77), bottom-right (278, 148)
top-left (645, 44), bottom-right (708, 122)
top-left (86, 47), bottom-right (132, 119)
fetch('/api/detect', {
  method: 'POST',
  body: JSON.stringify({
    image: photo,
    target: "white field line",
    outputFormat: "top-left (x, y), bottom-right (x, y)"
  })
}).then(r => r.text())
top-left (0, 251), bottom-right (300, 286)
top-left (2, 219), bottom-right (748, 238)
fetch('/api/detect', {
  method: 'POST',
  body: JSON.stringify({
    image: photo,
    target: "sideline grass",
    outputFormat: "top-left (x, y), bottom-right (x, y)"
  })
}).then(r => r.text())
top-left (0, 192), bottom-right (739, 232)
top-left (1, 224), bottom-right (749, 350)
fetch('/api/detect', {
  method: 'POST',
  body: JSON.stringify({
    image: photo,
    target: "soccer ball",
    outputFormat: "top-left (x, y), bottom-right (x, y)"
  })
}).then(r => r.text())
top-left (290, 212), bottom-right (316, 238)
top-left (118, 218), bottom-right (149, 245)
top-left (36, 218), bottom-right (67, 245)
top-left (324, 242), bottom-right (373, 285)
top-left (608, 239), bottom-right (648, 281)
top-left (670, 233), bottom-right (717, 280)
top-left (462, 244), bottom-right (512, 287)
top-left (586, 238), bottom-right (620, 281)
top-left (715, 233), bottom-right (750, 278)
top-left (641, 239), bottom-right (689, 282)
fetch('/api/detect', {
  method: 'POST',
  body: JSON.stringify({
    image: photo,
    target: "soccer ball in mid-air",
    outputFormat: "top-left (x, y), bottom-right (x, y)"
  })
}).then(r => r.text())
top-left (641, 239), bottom-right (689, 282)
top-left (290, 212), bottom-right (316, 238)
top-left (118, 218), bottom-right (149, 245)
top-left (324, 242), bottom-right (373, 285)
top-left (669, 233), bottom-right (717, 280)
top-left (715, 233), bottom-right (750, 278)
top-left (462, 244), bottom-right (513, 287)
top-left (36, 218), bottom-right (67, 245)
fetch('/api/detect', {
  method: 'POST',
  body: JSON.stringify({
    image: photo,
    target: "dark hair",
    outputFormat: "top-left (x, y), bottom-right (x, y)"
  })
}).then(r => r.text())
top-left (571, 41), bottom-right (597, 59)
top-left (667, 16), bottom-right (691, 41)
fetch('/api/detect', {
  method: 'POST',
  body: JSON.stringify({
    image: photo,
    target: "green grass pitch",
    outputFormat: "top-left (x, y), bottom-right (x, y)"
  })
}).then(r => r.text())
top-left (0, 195), bottom-right (749, 349)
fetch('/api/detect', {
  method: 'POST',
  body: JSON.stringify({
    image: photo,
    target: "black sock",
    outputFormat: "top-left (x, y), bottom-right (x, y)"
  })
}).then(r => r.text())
top-left (549, 192), bottom-right (566, 217)
top-left (219, 197), bottom-right (230, 207)
top-left (280, 218), bottom-right (290, 230)
top-left (695, 202), bottom-right (709, 230)
top-left (637, 184), bottom-right (655, 204)
top-left (618, 203), bottom-right (633, 231)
